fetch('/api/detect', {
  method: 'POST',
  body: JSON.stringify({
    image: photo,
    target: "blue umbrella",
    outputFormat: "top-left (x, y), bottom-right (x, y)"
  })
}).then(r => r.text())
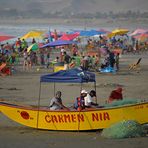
top-left (42, 40), bottom-right (77, 48)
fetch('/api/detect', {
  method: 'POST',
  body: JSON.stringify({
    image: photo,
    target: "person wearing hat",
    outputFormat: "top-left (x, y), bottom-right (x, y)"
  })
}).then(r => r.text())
top-left (108, 87), bottom-right (123, 103)
top-left (84, 90), bottom-right (98, 108)
top-left (49, 91), bottom-right (69, 110)
top-left (74, 90), bottom-right (87, 111)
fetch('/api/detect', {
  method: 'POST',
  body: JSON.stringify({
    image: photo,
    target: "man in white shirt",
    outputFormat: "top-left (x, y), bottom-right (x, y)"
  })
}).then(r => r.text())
top-left (84, 90), bottom-right (98, 108)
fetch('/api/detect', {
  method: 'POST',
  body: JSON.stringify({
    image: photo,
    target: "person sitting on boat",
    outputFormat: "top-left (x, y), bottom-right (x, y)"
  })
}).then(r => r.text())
top-left (49, 91), bottom-right (69, 110)
top-left (108, 87), bottom-right (123, 103)
top-left (74, 90), bottom-right (87, 111)
top-left (84, 90), bottom-right (98, 108)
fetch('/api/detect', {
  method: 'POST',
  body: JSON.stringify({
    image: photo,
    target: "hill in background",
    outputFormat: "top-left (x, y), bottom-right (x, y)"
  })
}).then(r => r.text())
top-left (0, 0), bottom-right (148, 14)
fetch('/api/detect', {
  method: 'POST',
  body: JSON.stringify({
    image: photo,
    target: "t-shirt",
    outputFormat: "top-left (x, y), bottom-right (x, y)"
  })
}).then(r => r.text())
top-left (61, 48), bottom-right (65, 55)
top-left (49, 97), bottom-right (63, 110)
top-left (84, 94), bottom-right (93, 106)
top-left (64, 54), bottom-right (71, 64)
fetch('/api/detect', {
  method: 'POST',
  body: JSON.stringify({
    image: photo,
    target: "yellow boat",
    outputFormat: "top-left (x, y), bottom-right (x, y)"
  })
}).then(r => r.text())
top-left (0, 101), bottom-right (148, 131)
top-left (1, 68), bottom-right (147, 131)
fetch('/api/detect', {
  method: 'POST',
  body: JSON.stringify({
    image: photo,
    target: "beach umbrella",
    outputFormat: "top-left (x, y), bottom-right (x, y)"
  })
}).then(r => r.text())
top-left (42, 40), bottom-right (77, 48)
top-left (21, 30), bottom-right (45, 40)
top-left (79, 30), bottom-right (100, 36)
top-left (108, 28), bottom-right (129, 38)
top-left (59, 32), bottom-right (79, 41)
top-left (27, 43), bottom-right (39, 52)
top-left (0, 33), bottom-right (15, 42)
top-left (134, 33), bottom-right (148, 41)
top-left (130, 29), bottom-right (148, 36)
top-left (112, 28), bottom-right (129, 35)
top-left (98, 29), bottom-right (111, 34)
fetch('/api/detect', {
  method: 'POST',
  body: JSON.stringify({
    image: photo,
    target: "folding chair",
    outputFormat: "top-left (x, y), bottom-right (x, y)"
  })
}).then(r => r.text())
top-left (129, 58), bottom-right (142, 71)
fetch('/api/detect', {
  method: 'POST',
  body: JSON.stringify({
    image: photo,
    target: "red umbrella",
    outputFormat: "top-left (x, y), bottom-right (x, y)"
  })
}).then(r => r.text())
top-left (0, 33), bottom-right (15, 42)
top-left (59, 33), bottom-right (79, 41)
top-left (134, 33), bottom-right (148, 41)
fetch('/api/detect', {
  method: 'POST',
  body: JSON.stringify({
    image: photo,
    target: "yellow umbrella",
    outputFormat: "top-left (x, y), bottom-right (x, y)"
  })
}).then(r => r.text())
top-left (21, 30), bottom-right (45, 40)
top-left (108, 28), bottom-right (129, 38)
top-left (107, 32), bottom-right (116, 38)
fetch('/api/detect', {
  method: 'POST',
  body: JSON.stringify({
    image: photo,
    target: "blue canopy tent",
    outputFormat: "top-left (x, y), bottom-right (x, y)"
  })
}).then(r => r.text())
top-left (42, 40), bottom-right (77, 48)
top-left (40, 68), bottom-right (96, 83)
top-left (38, 68), bottom-right (96, 111)
top-left (36, 68), bottom-right (96, 128)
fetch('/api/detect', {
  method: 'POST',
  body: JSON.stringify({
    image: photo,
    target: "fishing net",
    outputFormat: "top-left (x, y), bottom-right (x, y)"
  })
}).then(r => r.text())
top-left (101, 120), bottom-right (147, 139)
top-left (104, 99), bottom-right (140, 108)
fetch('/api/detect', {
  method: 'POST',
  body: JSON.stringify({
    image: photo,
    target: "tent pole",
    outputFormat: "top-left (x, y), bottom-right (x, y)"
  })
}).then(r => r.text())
top-left (54, 82), bottom-right (56, 96)
top-left (94, 81), bottom-right (97, 104)
top-left (80, 83), bottom-right (82, 92)
top-left (78, 83), bottom-right (83, 132)
top-left (37, 82), bottom-right (41, 129)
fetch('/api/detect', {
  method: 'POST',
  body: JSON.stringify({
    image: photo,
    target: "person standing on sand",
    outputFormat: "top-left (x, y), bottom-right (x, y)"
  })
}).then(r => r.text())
top-left (23, 49), bottom-right (29, 71)
top-left (63, 51), bottom-right (71, 70)
top-left (115, 53), bottom-right (120, 71)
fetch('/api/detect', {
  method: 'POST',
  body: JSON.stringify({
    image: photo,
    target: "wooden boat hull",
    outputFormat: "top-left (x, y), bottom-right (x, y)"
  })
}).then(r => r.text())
top-left (0, 101), bottom-right (148, 131)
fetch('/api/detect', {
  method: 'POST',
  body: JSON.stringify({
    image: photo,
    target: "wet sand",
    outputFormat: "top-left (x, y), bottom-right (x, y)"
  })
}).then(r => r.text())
top-left (0, 53), bottom-right (148, 148)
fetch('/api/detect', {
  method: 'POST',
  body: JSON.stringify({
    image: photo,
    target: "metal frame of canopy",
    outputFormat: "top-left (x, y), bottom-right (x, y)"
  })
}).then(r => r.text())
top-left (36, 68), bottom-right (97, 128)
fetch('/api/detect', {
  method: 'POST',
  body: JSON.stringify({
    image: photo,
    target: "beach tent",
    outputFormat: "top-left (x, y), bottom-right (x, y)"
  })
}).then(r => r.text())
top-left (39, 67), bottom-right (96, 107)
top-left (0, 33), bottom-right (15, 42)
top-left (40, 68), bottom-right (96, 83)
top-left (41, 40), bottom-right (77, 48)
top-left (21, 30), bottom-right (45, 40)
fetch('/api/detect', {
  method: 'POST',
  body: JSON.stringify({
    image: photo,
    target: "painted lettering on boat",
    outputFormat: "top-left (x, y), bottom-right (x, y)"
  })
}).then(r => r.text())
top-left (45, 112), bottom-right (110, 123)
top-left (92, 112), bottom-right (110, 121)
top-left (135, 105), bottom-right (144, 109)
top-left (45, 114), bottom-right (84, 123)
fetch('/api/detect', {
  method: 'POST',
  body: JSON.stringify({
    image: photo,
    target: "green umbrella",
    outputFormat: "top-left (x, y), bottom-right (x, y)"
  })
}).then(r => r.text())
top-left (27, 43), bottom-right (39, 52)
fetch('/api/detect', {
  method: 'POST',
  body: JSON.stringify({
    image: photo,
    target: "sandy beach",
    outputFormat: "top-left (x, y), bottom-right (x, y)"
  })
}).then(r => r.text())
top-left (0, 53), bottom-right (148, 148)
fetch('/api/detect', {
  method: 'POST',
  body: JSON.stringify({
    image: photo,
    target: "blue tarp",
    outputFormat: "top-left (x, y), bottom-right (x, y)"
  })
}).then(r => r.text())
top-left (99, 66), bottom-right (116, 73)
top-left (42, 40), bottom-right (77, 48)
top-left (40, 68), bottom-right (96, 83)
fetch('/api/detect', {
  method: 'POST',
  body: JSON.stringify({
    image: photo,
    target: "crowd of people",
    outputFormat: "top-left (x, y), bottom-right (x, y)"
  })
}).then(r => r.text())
top-left (0, 31), bottom-right (148, 75)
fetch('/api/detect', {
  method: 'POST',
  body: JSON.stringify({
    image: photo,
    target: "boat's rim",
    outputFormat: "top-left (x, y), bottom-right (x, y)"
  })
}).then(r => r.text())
top-left (0, 101), bottom-right (147, 112)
